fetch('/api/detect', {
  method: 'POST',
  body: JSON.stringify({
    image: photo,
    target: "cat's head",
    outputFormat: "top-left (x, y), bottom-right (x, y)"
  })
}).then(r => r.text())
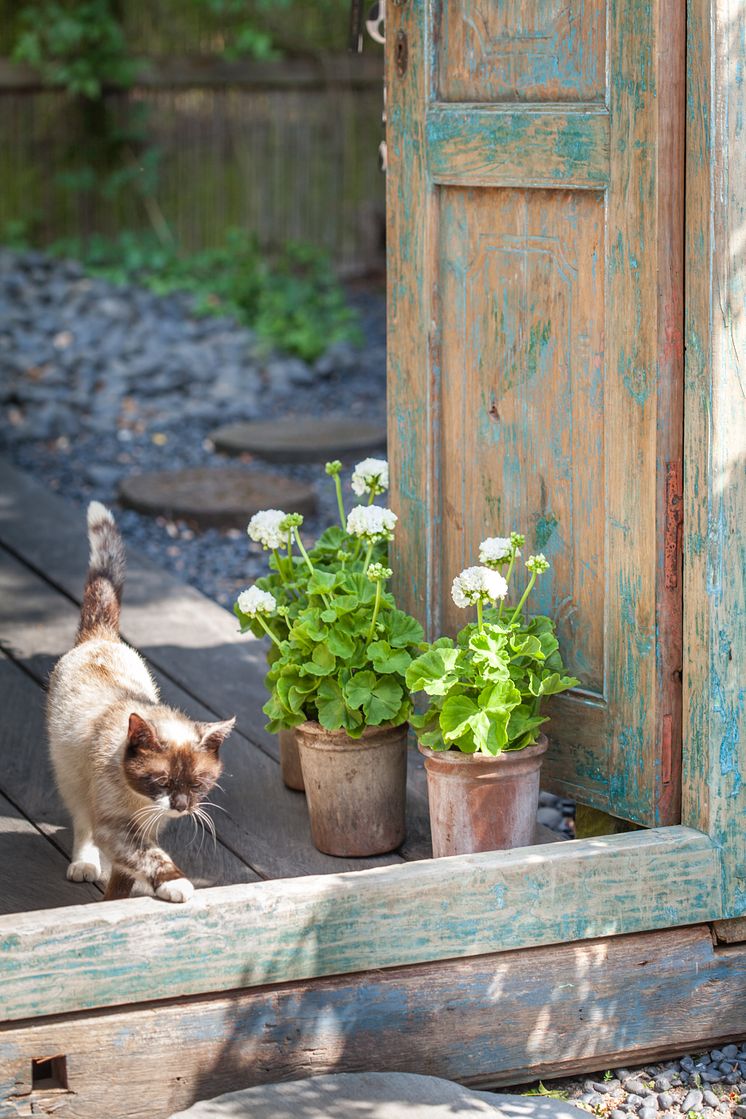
top-left (123, 711), bottom-right (235, 816)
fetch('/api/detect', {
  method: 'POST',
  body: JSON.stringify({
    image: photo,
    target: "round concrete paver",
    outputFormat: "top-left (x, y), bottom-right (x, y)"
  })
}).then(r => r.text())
top-left (169, 1072), bottom-right (587, 1119)
top-left (119, 467), bottom-right (316, 529)
top-left (210, 415), bottom-right (387, 464)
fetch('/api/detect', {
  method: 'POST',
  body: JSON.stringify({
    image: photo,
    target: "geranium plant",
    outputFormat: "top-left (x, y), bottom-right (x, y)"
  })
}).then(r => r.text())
top-left (406, 532), bottom-right (578, 755)
top-left (234, 458), bottom-right (424, 738)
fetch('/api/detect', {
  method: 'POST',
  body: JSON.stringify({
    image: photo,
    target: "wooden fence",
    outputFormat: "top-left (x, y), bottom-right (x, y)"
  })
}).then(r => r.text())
top-left (0, 54), bottom-right (385, 275)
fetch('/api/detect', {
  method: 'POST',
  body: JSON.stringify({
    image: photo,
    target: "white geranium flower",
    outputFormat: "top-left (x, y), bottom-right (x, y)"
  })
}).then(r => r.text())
top-left (451, 566), bottom-right (508, 609)
top-left (351, 457), bottom-right (389, 497)
top-left (346, 504), bottom-right (398, 541)
top-left (478, 536), bottom-right (515, 568)
top-left (237, 586), bottom-right (277, 617)
top-left (247, 509), bottom-right (288, 551)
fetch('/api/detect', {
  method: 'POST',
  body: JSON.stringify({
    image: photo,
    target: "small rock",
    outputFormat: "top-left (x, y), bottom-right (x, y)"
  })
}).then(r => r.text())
top-left (655, 1078), bottom-right (672, 1092)
top-left (625, 1095), bottom-right (645, 1108)
top-left (734, 1107), bottom-right (746, 1119)
top-left (723, 1046), bottom-right (739, 1060)
top-left (710, 1051), bottom-right (725, 1063)
top-left (703, 1091), bottom-right (720, 1108)
top-left (658, 1092), bottom-right (674, 1109)
top-left (537, 806), bottom-right (563, 829)
top-left (579, 1092), bottom-right (605, 1106)
top-left (682, 1089), bottom-right (704, 1112)
top-left (624, 1080), bottom-right (649, 1097)
top-left (610, 1111), bottom-right (627, 1119)
top-left (590, 1081), bottom-right (616, 1095)
top-left (639, 1108), bottom-right (657, 1119)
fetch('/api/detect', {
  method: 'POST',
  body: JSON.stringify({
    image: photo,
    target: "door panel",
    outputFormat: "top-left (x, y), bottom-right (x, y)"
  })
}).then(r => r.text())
top-left (387, 0), bottom-right (684, 825)
top-left (438, 0), bottom-right (606, 103)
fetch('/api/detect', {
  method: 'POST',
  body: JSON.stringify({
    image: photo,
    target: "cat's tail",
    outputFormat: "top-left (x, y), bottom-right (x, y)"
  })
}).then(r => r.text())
top-left (76, 502), bottom-right (126, 644)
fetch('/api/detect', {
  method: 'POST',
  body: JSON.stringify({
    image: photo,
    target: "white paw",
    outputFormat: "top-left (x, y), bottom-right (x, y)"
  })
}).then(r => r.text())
top-left (155, 877), bottom-right (194, 904)
top-left (67, 859), bottom-right (101, 883)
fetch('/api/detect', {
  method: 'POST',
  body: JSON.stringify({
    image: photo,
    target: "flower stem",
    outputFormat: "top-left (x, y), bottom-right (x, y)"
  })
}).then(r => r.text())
top-left (257, 616), bottom-right (283, 648)
top-left (510, 572), bottom-right (536, 625)
top-left (367, 579), bottom-right (383, 642)
top-left (333, 475), bottom-right (346, 529)
top-left (272, 549), bottom-right (291, 586)
top-left (362, 541), bottom-right (374, 573)
top-left (367, 489), bottom-right (376, 506)
top-left (293, 526), bottom-right (315, 577)
top-left (477, 598), bottom-right (484, 633)
top-left (499, 549), bottom-right (517, 619)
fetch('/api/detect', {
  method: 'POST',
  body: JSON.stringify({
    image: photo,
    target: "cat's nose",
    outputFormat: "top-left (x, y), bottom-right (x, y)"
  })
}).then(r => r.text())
top-left (172, 793), bottom-right (189, 812)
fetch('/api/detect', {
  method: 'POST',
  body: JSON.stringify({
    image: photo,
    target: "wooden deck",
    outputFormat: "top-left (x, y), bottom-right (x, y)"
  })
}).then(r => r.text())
top-left (0, 459), bottom-right (571, 917)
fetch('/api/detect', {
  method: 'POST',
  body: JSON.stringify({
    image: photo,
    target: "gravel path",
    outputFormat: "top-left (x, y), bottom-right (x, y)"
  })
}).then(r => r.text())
top-left (507, 1047), bottom-right (746, 1119)
top-left (0, 248), bottom-right (386, 609)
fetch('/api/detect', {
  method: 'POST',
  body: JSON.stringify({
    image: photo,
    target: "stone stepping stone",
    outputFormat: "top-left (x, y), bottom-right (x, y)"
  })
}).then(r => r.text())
top-left (119, 467), bottom-right (316, 529)
top-left (210, 415), bottom-right (386, 464)
top-left (170, 1072), bottom-right (586, 1119)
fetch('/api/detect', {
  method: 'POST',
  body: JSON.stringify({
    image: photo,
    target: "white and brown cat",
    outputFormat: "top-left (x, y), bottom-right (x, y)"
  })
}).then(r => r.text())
top-left (48, 502), bottom-right (235, 903)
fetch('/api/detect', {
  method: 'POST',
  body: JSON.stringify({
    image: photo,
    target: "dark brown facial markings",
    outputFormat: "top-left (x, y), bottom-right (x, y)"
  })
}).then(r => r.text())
top-left (123, 714), bottom-right (226, 812)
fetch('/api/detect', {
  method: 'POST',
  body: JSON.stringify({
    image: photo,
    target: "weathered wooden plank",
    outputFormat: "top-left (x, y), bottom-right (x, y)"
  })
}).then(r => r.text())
top-left (712, 918), bottom-right (746, 946)
top-left (427, 105), bottom-right (610, 189)
top-left (0, 54), bottom-right (383, 92)
top-left (683, 0), bottom-right (746, 916)
top-left (0, 825), bottom-right (719, 1023)
top-left (0, 790), bottom-right (100, 914)
top-left (0, 546), bottom-right (408, 879)
top-left (3, 925), bottom-right (745, 1118)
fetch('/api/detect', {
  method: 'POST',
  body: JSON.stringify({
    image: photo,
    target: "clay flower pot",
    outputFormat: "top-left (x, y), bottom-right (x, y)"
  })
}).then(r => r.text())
top-left (295, 721), bottom-right (408, 857)
top-left (418, 734), bottom-right (548, 857)
top-left (278, 728), bottom-right (304, 792)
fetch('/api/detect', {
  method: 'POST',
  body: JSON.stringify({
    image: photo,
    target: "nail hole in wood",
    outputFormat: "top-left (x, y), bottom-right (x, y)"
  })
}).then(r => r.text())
top-left (32, 1055), bottom-right (68, 1092)
top-left (488, 402), bottom-right (500, 423)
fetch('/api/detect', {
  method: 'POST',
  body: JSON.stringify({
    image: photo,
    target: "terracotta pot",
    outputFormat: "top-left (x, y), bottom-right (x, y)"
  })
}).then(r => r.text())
top-left (295, 721), bottom-right (408, 857)
top-left (278, 728), bottom-right (304, 792)
top-left (418, 734), bottom-right (548, 857)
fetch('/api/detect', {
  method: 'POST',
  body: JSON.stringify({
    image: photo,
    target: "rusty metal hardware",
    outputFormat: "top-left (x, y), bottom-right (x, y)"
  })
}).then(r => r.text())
top-left (395, 30), bottom-right (408, 77)
top-left (664, 460), bottom-right (683, 590)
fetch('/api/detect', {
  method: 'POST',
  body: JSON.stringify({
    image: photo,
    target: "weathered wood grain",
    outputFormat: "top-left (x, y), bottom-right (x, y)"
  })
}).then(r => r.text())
top-left (683, 0), bottom-right (746, 915)
top-left (0, 545), bottom-right (408, 879)
top-left (0, 825), bottom-right (719, 1023)
top-left (0, 789), bottom-right (100, 914)
top-left (427, 105), bottom-right (610, 189)
top-left (3, 925), bottom-right (745, 1119)
top-left (388, 1), bottom-right (685, 827)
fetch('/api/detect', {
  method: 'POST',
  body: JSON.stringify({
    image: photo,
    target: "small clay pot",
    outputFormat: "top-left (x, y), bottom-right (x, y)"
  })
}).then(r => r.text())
top-left (295, 721), bottom-right (408, 857)
top-left (418, 735), bottom-right (548, 857)
top-left (278, 728), bottom-right (304, 792)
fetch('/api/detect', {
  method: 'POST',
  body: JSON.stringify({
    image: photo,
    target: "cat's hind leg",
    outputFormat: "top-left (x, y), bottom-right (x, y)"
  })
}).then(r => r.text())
top-left (67, 808), bottom-right (106, 883)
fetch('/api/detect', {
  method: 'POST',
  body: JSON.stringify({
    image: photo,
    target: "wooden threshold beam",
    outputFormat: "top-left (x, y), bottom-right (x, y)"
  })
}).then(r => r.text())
top-left (0, 825), bottom-right (719, 1023)
top-left (2, 924), bottom-right (744, 1119)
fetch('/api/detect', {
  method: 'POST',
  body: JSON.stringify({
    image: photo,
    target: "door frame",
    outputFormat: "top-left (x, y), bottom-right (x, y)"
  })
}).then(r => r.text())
top-left (0, 0), bottom-right (744, 1028)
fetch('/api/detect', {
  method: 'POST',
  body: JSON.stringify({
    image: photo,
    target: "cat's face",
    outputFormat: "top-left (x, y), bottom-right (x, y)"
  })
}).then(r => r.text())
top-left (123, 712), bottom-right (234, 816)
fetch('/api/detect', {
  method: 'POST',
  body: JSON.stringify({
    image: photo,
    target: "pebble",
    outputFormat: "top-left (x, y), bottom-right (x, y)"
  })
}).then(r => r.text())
top-left (683, 1088), bottom-right (705, 1112)
top-left (704, 1092), bottom-right (722, 1107)
top-left (639, 1108), bottom-right (657, 1119)
top-left (611, 1111), bottom-right (627, 1119)
top-left (658, 1092), bottom-right (674, 1109)
top-left (624, 1080), bottom-right (650, 1097)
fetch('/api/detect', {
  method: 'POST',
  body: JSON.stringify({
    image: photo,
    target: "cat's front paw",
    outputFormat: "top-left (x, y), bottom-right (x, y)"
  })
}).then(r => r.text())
top-left (68, 859), bottom-right (102, 883)
top-left (155, 877), bottom-right (194, 904)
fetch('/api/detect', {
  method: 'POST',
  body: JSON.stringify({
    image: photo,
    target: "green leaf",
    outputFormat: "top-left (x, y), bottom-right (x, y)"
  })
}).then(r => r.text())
top-left (386, 608), bottom-right (425, 648)
top-left (405, 646), bottom-right (461, 695)
top-left (439, 694), bottom-right (479, 740)
top-left (344, 672), bottom-right (403, 724)
top-left (302, 643), bottom-right (336, 676)
top-left (368, 640), bottom-right (412, 676)
top-left (307, 570), bottom-right (338, 597)
top-left (326, 617), bottom-right (357, 659)
top-left (316, 678), bottom-right (348, 730)
top-left (529, 671), bottom-right (579, 698)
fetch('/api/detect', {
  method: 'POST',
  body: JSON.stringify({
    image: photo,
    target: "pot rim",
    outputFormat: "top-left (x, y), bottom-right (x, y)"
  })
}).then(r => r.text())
top-left (417, 732), bottom-right (548, 766)
top-left (295, 719), bottom-right (409, 750)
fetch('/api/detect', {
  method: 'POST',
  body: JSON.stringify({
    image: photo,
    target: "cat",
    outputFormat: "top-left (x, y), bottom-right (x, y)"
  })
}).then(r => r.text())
top-left (47, 501), bottom-right (235, 903)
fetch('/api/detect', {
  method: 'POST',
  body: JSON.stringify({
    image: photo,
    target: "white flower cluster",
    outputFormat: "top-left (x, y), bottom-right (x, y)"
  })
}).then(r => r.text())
top-left (478, 536), bottom-right (515, 567)
top-left (351, 457), bottom-right (389, 497)
top-left (346, 504), bottom-right (398, 541)
top-left (237, 586), bottom-right (277, 617)
top-left (247, 509), bottom-right (288, 551)
top-left (451, 566), bottom-right (508, 609)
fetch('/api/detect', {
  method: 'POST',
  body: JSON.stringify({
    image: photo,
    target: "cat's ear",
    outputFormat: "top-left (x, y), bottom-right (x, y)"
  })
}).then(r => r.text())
top-left (198, 717), bottom-right (236, 755)
top-left (127, 713), bottom-right (161, 753)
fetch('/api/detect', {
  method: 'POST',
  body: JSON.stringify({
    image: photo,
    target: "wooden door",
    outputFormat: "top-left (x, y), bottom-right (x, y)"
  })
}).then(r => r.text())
top-left (386, 0), bottom-right (684, 826)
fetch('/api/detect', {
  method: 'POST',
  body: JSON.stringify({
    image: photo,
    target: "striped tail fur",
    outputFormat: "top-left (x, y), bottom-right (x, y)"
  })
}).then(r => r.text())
top-left (76, 502), bottom-right (126, 644)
